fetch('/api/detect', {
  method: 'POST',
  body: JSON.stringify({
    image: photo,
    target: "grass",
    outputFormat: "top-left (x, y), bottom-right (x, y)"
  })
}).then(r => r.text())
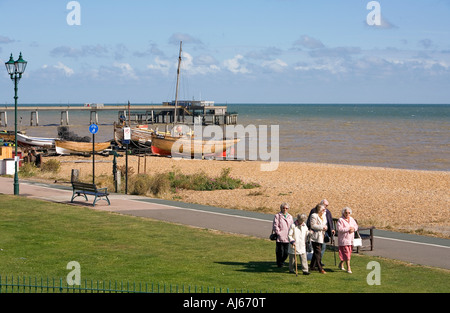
top-left (0, 194), bottom-right (448, 293)
top-left (128, 167), bottom-right (260, 196)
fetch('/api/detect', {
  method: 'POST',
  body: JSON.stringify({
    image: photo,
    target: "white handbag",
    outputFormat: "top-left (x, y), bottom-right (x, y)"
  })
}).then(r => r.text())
top-left (353, 230), bottom-right (362, 247)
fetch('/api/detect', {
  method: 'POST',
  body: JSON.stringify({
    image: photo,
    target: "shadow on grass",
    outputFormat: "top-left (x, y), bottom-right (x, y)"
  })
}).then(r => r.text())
top-left (215, 261), bottom-right (338, 274)
top-left (215, 261), bottom-right (281, 273)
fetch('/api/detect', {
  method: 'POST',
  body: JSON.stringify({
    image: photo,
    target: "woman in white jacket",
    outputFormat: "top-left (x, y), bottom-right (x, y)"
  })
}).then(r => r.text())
top-left (288, 214), bottom-right (310, 275)
top-left (309, 204), bottom-right (328, 273)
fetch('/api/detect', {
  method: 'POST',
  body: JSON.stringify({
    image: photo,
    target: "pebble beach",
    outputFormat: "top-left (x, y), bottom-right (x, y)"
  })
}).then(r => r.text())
top-left (38, 154), bottom-right (450, 238)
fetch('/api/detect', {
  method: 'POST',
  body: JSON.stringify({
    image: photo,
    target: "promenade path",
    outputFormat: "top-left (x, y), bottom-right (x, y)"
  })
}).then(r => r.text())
top-left (1, 177), bottom-right (449, 270)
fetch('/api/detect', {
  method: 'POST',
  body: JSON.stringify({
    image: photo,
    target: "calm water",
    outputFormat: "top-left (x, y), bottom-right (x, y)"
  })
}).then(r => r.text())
top-left (5, 103), bottom-right (450, 171)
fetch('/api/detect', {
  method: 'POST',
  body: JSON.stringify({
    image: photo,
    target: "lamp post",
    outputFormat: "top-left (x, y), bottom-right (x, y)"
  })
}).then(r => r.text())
top-left (5, 52), bottom-right (27, 195)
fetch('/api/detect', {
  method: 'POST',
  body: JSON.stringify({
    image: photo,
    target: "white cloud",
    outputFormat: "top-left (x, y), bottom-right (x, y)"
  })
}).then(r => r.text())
top-left (113, 62), bottom-right (138, 80)
top-left (261, 59), bottom-right (287, 72)
top-left (223, 55), bottom-right (250, 74)
top-left (181, 52), bottom-right (220, 75)
top-left (147, 57), bottom-right (173, 75)
top-left (294, 59), bottom-right (347, 75)
top-left (53, 62), bottom-right (74, 77)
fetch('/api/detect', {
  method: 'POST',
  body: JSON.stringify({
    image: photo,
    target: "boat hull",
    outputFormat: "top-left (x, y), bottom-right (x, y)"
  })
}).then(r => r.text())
top-left (151, 134), bottom-right (239, 157)
top-left (55, 140), bottom-right (111, 155)
top-left (17, 133), bottom-right (56, 148)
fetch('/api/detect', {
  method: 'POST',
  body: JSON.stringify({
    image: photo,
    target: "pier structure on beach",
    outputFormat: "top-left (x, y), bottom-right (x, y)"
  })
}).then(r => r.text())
top-left (0, 102), bottom-right (238, 127)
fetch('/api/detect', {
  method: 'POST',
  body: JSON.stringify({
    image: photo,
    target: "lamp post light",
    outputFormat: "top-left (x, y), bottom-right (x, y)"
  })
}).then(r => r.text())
top-left (5, 52), bottom-right (27, 195)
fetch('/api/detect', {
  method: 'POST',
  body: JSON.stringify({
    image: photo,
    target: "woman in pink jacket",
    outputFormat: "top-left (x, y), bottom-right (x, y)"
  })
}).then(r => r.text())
top-left (336, 207), bottom-right (358, 273)
top-left (273, 202), bottom-right (294, 268)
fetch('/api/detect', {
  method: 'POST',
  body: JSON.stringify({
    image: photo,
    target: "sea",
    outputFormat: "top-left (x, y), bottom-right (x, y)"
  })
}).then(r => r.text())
top-left (3, 103), bottom-right (449, 171)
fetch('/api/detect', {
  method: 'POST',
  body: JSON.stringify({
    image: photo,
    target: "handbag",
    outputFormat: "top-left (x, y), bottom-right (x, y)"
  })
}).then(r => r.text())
top-left (270, 231), bottom-right (278, 241)
top-left (353, 230), bottom-right (362, 247)
top-left (270, 214), bottom-right (281, 241)
top-left (306, 239), bottom-right (313, 253)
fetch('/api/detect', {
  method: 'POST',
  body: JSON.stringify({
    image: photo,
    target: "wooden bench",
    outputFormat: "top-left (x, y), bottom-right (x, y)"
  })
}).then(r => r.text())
top-left (332, 218), bottom-right (375, 252)
top-left (71, 181), bottom-right (110, 207)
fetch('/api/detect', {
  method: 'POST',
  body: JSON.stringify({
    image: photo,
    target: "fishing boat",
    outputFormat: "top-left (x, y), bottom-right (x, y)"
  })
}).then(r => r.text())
top-left (150, 41), bottom-right (239, 157)
top-left (55, 139), bottom-right (111, 155)
top-left (113, 122), bottom-right (171, 147)
top-left (17, 133), bottom-right (56, 148)
top-left (151, 134), bottom-right (239, 157)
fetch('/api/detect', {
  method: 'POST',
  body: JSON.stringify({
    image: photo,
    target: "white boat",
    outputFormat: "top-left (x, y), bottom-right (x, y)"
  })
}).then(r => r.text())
top-left (55, 139), bottom-right (111, 155)
top-left (17, 133), bottom-right (56, 148)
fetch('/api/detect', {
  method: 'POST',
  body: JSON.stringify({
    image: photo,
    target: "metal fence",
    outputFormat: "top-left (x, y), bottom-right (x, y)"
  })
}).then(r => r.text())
top-left (0, 275), bottom-right (266, 293)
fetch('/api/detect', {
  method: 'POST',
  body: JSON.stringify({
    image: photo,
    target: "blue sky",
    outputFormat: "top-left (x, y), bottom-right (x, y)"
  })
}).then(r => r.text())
top-left (1, 0), bottom-right (450, 104)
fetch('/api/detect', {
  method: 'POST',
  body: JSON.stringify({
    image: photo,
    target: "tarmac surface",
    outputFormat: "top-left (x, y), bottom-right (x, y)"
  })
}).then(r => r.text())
top-left (1, 177), bottom-right (449, 270)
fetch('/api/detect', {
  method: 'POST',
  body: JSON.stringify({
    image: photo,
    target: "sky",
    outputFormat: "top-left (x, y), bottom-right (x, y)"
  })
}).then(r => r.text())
top-left (1, 0), bottom-right (450, 104)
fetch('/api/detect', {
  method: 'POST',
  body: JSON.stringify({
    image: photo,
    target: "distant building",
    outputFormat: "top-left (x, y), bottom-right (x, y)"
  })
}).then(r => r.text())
top-left (162, 100), bottom-right (214, 107)
top-left (84, 103), bottom-right (104, 108)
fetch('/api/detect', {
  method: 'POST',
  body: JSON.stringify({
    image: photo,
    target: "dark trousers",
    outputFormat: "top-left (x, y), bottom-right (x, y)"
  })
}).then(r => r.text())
top-left (310, 241), bottom-right (324, 272)
top-left (276, 242), bottom-right (289, 267)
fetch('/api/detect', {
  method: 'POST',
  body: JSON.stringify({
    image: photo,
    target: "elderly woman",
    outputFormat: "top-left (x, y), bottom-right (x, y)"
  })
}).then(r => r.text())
top-left (336, 207), bottom-right (359, 273)
top-left (309, 204), bottom-right (328, 273)
top-left (288, 214), bottom-right (310, 275)
top-left (272, 202), bottom-right (294, 268)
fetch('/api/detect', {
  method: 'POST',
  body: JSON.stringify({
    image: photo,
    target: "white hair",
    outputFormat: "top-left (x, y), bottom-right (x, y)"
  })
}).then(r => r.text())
top-left (297, 213), bottom-right (307, 221)
top-left (341, 207), bottom-right (352, 216)
top-left (280, 202), bottom-right (290, 210)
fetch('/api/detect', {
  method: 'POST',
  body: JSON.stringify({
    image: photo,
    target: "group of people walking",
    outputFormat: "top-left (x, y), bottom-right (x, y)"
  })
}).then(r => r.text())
top-left (272, 200), bottom-right (358, 275)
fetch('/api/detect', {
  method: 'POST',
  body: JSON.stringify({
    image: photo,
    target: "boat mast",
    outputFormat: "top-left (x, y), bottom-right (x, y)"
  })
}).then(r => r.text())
top-left (174, 41), bottom-right (182, 124)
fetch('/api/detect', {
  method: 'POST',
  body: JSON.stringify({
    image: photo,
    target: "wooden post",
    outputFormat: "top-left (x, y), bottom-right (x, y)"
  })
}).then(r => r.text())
top-left (71, 169), bottom-right (79, 182)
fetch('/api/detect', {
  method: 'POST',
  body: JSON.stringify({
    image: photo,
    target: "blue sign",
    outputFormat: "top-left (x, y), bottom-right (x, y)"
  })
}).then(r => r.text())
top-left (89, 124), bottom-right (99, 134)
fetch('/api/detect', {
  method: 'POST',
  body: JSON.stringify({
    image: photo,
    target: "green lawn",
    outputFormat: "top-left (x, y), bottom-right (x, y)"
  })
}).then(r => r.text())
top-left (0, 194), bottom-right (448, 293)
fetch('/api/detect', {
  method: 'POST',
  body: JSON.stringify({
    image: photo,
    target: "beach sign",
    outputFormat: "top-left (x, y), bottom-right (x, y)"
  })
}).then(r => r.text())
top-left (123, 127), bottom-right (131, 145)
top-left (89, 123), bottom-right (99, 134)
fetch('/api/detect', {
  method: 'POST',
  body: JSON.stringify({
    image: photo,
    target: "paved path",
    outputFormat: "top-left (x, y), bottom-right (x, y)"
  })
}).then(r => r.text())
top-left (1, 177), bottom-right (449, 270)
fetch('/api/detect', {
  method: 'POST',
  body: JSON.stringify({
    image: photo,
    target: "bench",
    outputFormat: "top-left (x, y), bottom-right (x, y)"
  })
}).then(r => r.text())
top-left (71, 181), bottom-right (110, 207)
top-left (332, 218), bottom-right (375, 252)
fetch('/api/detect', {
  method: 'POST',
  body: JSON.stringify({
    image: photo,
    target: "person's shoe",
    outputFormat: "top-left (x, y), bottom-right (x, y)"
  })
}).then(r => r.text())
top-left (339, 266), bottom-right (345, 271)
top-left (347, 270), bottom-right (352, 274)
top-left (303, 272), bottom-right (310, 275)
top-left (320, 270), bottom-right (327, 274)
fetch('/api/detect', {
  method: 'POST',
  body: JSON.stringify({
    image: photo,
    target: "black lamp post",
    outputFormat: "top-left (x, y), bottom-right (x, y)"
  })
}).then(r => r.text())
top-left (5, 52), bottom-right (27, 195)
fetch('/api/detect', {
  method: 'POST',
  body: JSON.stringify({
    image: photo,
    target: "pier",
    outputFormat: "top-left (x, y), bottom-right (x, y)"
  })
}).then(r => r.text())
top-left (0, 103), bottom-right (238, 127)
